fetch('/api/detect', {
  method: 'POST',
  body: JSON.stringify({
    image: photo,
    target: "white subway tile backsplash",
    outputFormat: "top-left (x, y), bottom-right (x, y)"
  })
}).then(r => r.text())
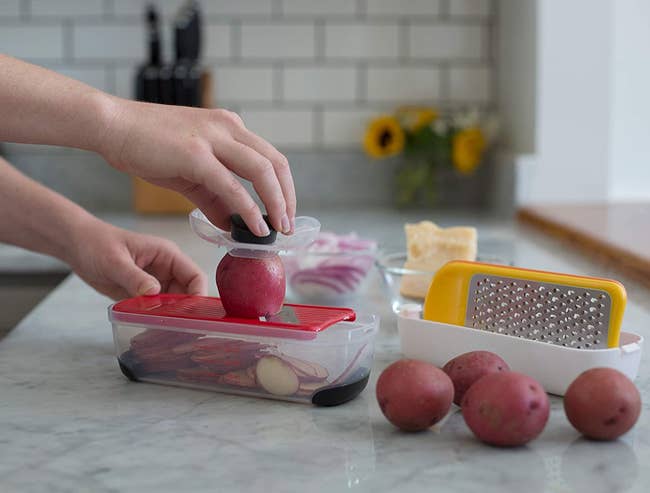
top-left (214, 66), bottom-right (273, 103)
top-left (325, 24), bottom-right (399, 59)
top-left (323, 109), bottom-right (376, 147)
top-left (204, 23), bottom-right (231, 59)
top-left (73, 24), bottom-right (144, 60)
top-left (0, 25), bottom-right (63, 59)
top-left (203, 1), bottom-right (273, 16)
top-left (241, 23), bottom-right (315, 59)
top-left (367, 67), bottom-right (440, 102)
top-left (283, 66), bottom-right (356, 102)
top-left (281, 0), bottom-right (356, 16)
top-left (409, 24), bottom-right (483, 59)
top-left (0, 0), bottom-right (20, 17)
top-left (366, 0), bottom-right (441, 16)
top-left (239, 109), bottom-right (314, 147)
top-left (112, 0), bottom-right (187, 17)
top-left (30, 0), bottom-right (103, 17)
top-left (449, 0), bottom-right (492, 18)
top-left (449, 66), bottom-right (491, 102)
top-left (114, 66), bottom-right (136, 98)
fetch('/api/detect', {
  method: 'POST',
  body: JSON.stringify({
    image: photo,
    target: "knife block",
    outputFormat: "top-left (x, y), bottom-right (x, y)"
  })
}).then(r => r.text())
top-left (133, 69), bottom-right (213, 215)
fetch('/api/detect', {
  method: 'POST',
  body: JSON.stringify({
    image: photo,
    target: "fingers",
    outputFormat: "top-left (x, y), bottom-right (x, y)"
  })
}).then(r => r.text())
top-left (216, 140), bottom-right (289, 233)
top-left (138, 237), bottom-right (208, 296)
top-left (112, 255), bottom-right (162, 298)
top-left (234, 129), bottom-right (296, 232)
top-left (180, 184), bottom-right (233, 231)
top-left (194, 156), bottom-right (270, 237)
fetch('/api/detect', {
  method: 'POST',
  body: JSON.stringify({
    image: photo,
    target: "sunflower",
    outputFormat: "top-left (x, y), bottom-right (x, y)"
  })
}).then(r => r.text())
top-left (395, 106), bottom-right (438, 132)
top-left (363, 115), bottom-right (405, 159)
top-left (452, 127), bottom-right (486, 175)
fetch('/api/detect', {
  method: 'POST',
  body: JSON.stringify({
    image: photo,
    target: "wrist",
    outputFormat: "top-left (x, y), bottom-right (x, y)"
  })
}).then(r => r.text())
top-left (84, 91), bottom-right (128, 162)
top-left (54, 208), bottom-right (104, 267)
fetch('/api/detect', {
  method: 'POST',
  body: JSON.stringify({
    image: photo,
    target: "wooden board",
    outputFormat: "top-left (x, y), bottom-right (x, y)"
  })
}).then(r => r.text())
top-left (132, 69), bottom-right (213, 214)
top-left (517, 203), bottom-right (650, 287)
top-left (133, 178), bottom-right (194, 214)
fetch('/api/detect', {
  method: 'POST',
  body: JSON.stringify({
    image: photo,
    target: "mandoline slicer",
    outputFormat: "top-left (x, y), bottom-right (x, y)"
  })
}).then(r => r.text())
top-left (112, 294), bottom-right (356, 341)
top-left (423, 261), bottom-right (627, 349)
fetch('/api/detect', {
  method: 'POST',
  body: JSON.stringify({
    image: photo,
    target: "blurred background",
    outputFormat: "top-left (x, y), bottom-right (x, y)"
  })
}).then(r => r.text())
top-left (1, 0), bottom-right (649, 212)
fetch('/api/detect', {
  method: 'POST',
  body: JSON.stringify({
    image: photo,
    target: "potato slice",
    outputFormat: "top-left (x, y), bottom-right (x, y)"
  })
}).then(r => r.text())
top-left (220, 369), bottom-right (257, 388)
top-left (256, 356), bottom-right (300, 396)
top-left (296, 381), bottom-right (327, 396)
top-left (279, 354), bottom-right (329, 381)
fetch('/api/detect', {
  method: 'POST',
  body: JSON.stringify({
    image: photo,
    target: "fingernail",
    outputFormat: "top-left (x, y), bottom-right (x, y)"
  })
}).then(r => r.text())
top-left (258, 219), bottom-right (271, 236)
top-left (139, 283), bottom-right (159, 296)
top-left (281, 214), bottom-right (291, 233)
top-left (290, 217), bottom-right (296, 234)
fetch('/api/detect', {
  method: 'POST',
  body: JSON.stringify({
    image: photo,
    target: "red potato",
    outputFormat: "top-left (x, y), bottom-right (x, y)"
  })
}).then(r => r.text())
top-left (221, 369), bottom-right (257, 388)
top-left (279, 354), bottom-right (329, 381)
top-left (176, 367), bottom-right (223, 384)
top-left (564, 368), bottom-right (641, 441)
top-left (443, 351), bottom-right (510, 405)
top-left (376, 359), bottom-right (454, 432)
top-left (462, 372), bottom-right (550, 447)
top-left (216, 253), bottom-right (286, 318)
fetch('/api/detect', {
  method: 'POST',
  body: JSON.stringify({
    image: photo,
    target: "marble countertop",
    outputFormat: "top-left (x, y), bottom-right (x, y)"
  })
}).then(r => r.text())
top-left (1, 208), bottom-right (649, 493)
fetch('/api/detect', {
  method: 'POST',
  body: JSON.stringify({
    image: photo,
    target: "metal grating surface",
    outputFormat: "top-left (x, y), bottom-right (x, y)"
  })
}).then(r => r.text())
top-left (465, 274), bottom-right (612, 349)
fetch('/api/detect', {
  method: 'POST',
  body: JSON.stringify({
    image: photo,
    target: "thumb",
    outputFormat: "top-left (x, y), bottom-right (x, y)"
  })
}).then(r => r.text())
top-left (114, 258), bottom-right (161, 297)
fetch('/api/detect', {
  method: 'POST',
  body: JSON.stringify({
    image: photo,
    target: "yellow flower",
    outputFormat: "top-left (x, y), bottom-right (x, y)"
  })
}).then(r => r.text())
top-left (363, 115), bottom-right (405, 159)
top-left (396, 106), bottom-right (438, 132)
top-left (452, 127), bottom-right (486, 175)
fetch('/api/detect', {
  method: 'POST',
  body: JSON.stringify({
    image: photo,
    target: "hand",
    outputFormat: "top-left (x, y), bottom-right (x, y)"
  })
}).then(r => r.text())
top-left (99, 99), bottom-right (296, 237)
top-left (68, 218), bottom-right (207, 300)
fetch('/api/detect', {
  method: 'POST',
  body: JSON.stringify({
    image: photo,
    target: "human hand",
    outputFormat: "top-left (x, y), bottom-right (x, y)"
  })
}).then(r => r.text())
top-left (68, 218), bottom-right (207, 300)
top-left (99, 99), bottom-right (296, 237)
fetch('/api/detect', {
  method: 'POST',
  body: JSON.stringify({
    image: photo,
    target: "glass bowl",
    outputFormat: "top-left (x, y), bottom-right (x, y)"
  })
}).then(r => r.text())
top-left (280, 247), bottom-right (377, 306)
top-left (376, 252), bottom-right (508, 314)
top-left (376, 252), bottom-right (434, 314)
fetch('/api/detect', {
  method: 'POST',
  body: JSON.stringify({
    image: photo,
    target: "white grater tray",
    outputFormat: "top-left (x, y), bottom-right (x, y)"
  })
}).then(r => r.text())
top-left (398, 305), bottom-right (643, 396)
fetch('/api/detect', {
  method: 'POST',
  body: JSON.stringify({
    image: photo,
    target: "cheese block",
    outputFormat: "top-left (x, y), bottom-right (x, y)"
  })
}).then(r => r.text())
top-left (400, 221), bottom-right (477, 299)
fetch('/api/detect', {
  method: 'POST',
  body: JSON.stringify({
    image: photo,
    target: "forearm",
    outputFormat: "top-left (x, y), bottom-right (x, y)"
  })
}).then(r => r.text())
top-left (0, 55), bottom-right (118, 154)
top-left (0, 157), bottom-right (99, 263)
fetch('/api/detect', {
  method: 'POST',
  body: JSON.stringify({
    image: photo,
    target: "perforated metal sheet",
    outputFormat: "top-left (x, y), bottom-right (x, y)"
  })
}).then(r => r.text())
top-left (465, 274), bottom-right (612, 349)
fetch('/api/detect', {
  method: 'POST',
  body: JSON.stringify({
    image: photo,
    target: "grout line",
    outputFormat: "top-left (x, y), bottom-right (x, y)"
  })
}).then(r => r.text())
top-left (356, 62), bottom-right (367, 103)
top-left (272, 62), bottom-right (284, 103)
top-left (439, 0), bottom-right (450, 19)
top-left (271, 0), bottom-right (283, 18)
top-left (230, 19), bottom-right (241, 61)
top-left (62, 19), bottom-right (74, 63)
top-left (102, 0), bottom-right (114, 18)
top-left (439, 61), bottom-right (450, 104)
top-left (356, 0), bottom-right (367, 18)
top-left (314, 18), bottom-right (325, 60)
top-left (20, 0), bottom-right (30, 20)
top-left (105, 62), bottom-right (117, 95)
top-left (313, 105), bottom-right (323, 148)
top-left (398, 19), bottom-right (409, 63)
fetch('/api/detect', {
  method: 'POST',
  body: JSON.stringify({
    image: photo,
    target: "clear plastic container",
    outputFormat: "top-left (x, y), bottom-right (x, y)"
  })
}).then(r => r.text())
top-left (109, 294), bottom-right (379, 406)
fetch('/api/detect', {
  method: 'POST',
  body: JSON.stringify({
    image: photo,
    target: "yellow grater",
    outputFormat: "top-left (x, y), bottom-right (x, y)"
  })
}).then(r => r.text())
top-left (423, 261), bottom-right (627, 349)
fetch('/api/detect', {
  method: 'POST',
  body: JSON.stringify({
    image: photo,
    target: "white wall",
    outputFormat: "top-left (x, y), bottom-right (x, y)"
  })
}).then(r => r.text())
top-left (496, 0), bottom-right (536, 154)
top-left (609, 0), bottom-right (650, 201)
top-left (500, 0), bottom-right (650, 205)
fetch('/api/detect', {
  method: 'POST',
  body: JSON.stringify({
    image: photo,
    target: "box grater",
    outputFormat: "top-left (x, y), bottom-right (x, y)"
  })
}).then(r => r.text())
top-left (422, 261), bottom-right (627, 349)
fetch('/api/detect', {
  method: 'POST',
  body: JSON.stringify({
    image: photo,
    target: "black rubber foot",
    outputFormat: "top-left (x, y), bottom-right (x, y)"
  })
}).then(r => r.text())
top-left (311, 371), bottom-right (370, 407)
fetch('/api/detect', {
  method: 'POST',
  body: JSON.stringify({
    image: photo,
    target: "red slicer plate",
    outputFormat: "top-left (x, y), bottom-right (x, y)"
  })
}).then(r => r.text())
top-left (111, 294), bottom-right (356, 339)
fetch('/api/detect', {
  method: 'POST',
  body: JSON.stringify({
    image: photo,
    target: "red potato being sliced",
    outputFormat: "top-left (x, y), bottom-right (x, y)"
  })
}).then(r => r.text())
top-left (278, 354), bottom-right (329, 381)
top-left (256, 356), bottom-right (300, 396)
